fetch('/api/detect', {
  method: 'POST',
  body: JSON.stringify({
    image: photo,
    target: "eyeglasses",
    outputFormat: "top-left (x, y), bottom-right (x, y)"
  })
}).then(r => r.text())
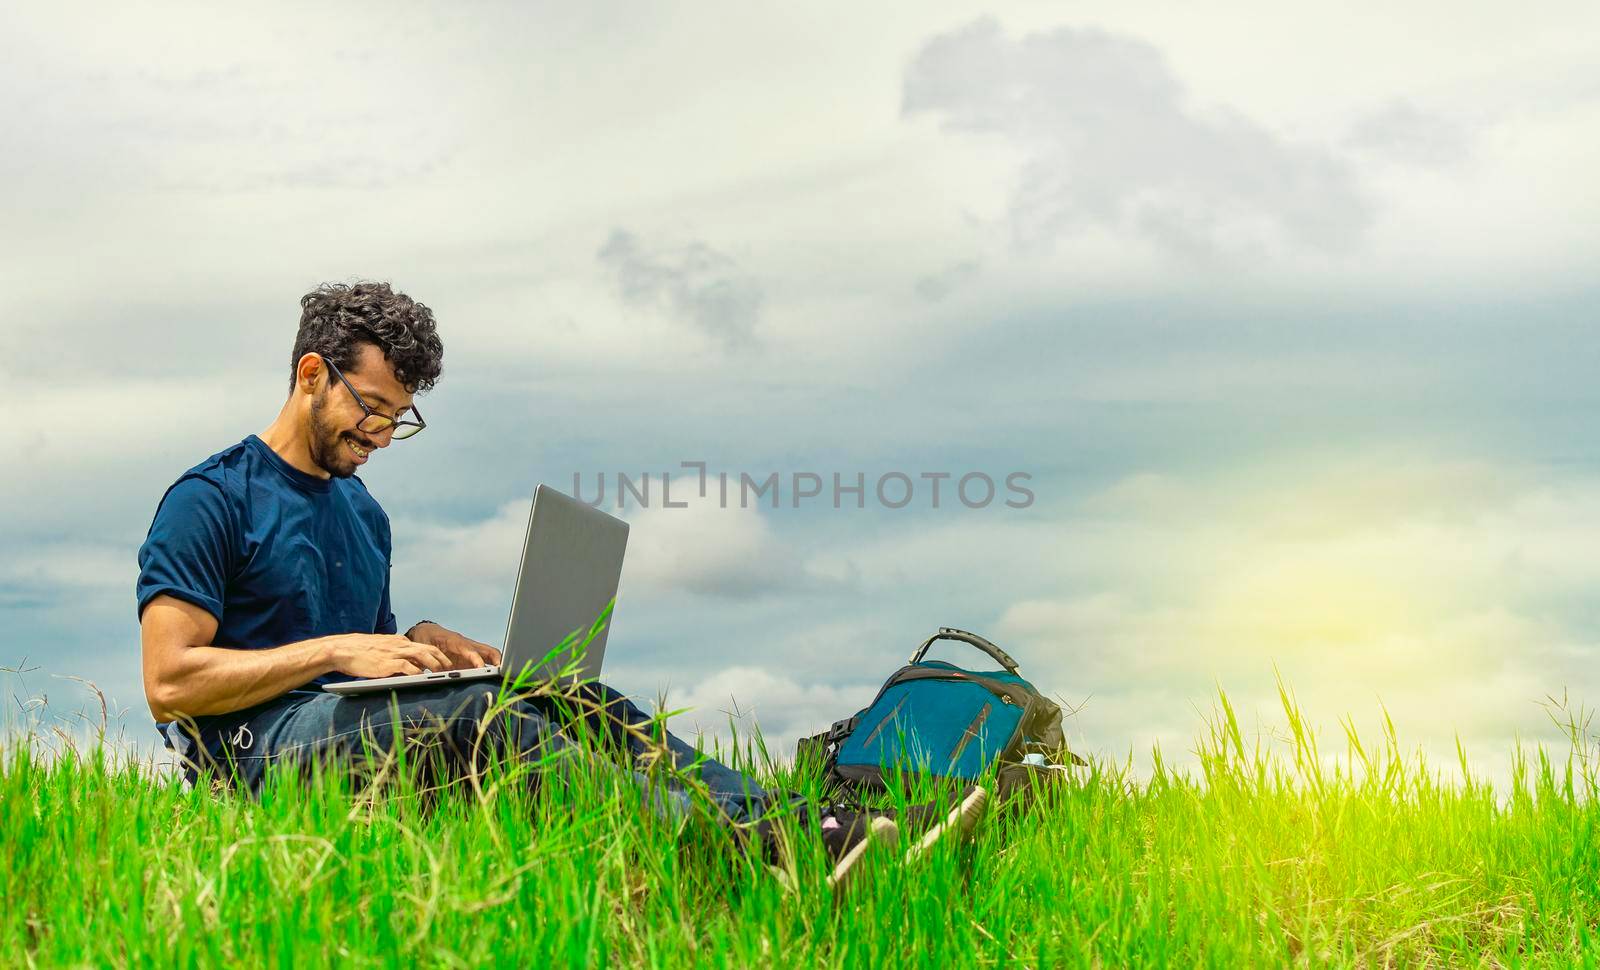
top-left (319, 354), bottom-right (427, 440)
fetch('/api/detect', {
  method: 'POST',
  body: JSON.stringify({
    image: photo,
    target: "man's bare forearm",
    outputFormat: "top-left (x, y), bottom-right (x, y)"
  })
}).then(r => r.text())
top-left (147, 637), bottom-right (337, 723)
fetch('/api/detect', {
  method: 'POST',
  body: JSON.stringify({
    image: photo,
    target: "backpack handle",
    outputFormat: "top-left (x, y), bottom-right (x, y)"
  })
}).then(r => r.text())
top-left (909, 627), bottom-right (1020, 673)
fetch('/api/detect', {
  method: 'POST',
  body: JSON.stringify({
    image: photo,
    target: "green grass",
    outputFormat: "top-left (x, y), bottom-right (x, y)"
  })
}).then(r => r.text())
top-left (6, 679), bottom-right (1600, 968)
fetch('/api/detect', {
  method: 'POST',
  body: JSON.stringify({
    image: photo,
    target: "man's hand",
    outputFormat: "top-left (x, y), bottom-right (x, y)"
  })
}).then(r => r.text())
top-left (325, 634), bottom-right (454, 679)
top-left (406, 622), bottom-right (503, 669)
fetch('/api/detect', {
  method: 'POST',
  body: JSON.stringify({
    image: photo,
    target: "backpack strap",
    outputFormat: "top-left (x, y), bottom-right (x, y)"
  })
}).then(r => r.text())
top-left (909, 627), bottom-right (1020, 673)
top-left (796, 712), bottom-right (862, 775)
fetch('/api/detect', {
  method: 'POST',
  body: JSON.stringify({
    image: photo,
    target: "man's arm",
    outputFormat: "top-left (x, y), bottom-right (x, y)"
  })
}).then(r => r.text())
top-left (140, 594), bottom-right (455, 723)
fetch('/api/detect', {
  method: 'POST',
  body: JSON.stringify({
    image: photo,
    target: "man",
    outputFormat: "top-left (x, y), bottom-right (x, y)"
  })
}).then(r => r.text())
top-left (137, 280), bottom-right (985, 890)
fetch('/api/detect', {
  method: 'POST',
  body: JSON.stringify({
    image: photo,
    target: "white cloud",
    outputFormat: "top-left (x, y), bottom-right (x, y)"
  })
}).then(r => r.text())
top-left (0, 542), bottom-right (132, 597)
top-left (981, 455), bottom-right (1600, 777)
top-left (902, 17), bottom-right (1376, 258)
top-left (597, 230), bottom-right (764, 350)
top-left (616, 479), bottom-right (809, 600)
top-left (914, 259), bottom-right (982, 301)
top-left (651, 665), bottom-right (879, 758)
top-left (1344, 99), bottom-right (1475, 169)
top-left (394, 474), bottom-right (848, 614)
top-left (395, 499), bottom-right (532, 611)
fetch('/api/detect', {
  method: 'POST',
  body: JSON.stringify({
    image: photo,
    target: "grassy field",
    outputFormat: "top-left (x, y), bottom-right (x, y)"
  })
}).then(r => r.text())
top-left (5, 681), bottom-right (1600, 968)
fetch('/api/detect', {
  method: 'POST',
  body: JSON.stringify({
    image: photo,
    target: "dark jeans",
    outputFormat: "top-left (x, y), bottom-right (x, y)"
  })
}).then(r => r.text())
top-left (167, 680), bottom-right (781, 825)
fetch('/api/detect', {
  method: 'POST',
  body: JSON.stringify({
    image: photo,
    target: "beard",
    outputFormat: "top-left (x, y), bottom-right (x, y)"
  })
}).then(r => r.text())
top-left (308, 391), bottom-right (361, 479)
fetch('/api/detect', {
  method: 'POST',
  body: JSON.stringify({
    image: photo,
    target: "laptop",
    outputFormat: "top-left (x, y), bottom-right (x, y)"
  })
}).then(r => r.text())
top-left (325, 484), bottom-right (629, 696)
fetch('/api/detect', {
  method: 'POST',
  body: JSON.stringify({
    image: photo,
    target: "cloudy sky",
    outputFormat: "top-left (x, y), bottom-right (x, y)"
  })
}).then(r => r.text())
top-left (3, 0), bottom-right (1599, 780)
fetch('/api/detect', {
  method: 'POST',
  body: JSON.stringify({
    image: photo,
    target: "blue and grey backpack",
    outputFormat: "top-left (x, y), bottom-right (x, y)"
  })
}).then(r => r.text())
top-left (798, 628), bottom-right (1080, 795)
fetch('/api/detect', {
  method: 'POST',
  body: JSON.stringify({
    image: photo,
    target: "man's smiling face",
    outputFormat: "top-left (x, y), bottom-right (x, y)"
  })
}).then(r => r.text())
top-left (307, 342), bottom-right (417, 479)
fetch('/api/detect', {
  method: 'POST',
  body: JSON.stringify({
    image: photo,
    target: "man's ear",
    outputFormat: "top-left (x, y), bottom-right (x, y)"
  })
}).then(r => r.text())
top-left (295, 353), bottom-right (325, 394)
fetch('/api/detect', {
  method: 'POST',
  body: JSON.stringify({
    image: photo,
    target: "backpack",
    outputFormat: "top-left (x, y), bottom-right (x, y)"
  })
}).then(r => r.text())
top-left (797, 628), bottom-right (1080, 798)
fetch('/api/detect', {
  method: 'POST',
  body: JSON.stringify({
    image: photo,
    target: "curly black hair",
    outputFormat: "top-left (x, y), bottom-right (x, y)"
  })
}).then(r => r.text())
top-left (289, 281), bottom-right (444, 394)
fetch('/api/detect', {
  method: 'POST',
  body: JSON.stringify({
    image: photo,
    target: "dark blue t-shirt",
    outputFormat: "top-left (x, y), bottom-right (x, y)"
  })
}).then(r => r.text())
top-left (137, 434), bottom-right (397, 736)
